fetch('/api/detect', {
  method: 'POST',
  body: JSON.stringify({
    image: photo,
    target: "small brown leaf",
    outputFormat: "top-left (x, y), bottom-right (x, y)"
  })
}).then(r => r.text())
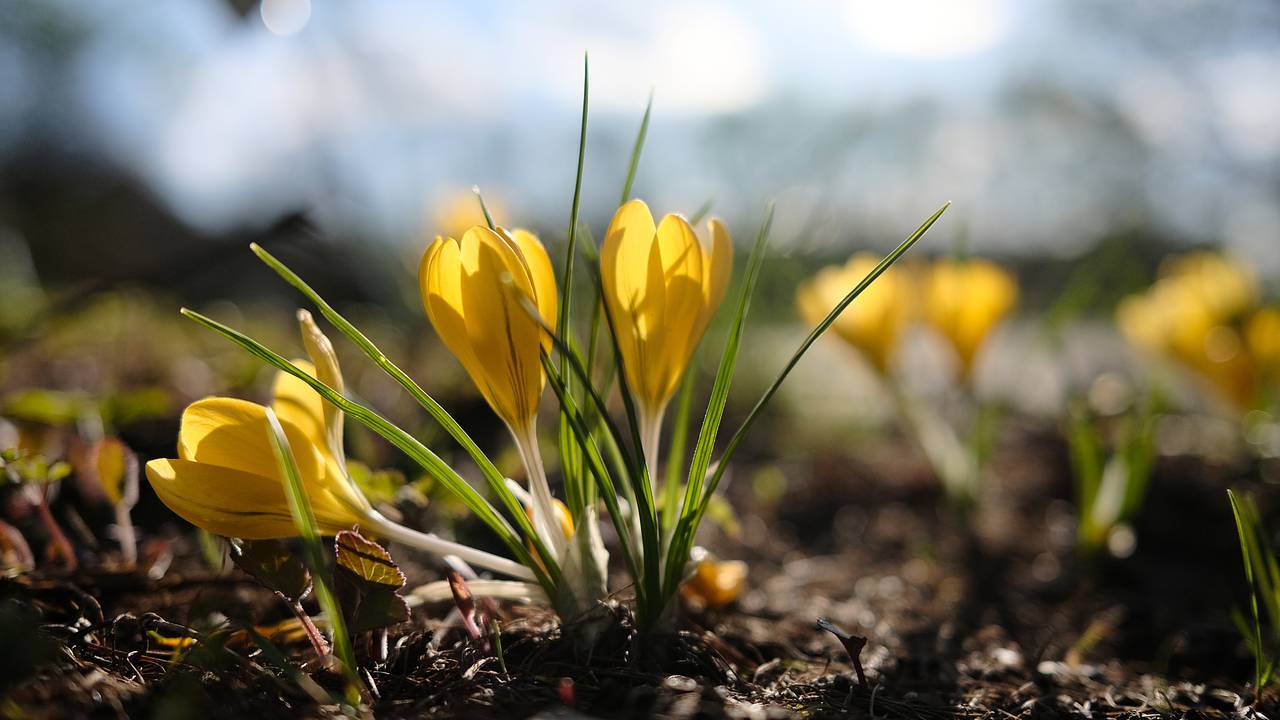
top-left (817, 617), bottom-right (868, 688)
top-left (335, 529), bottom-right (406, 588)
top-left (447, 569), bottom-right (483, 642)
top-left (230, 538), bottom-right (312, 602)
top-left (333, 529), bottom-right (409, 634)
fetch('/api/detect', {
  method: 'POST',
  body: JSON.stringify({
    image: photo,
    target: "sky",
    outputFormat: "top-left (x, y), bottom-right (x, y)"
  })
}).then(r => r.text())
top-left (2, 0), bottom-right (1278, 268)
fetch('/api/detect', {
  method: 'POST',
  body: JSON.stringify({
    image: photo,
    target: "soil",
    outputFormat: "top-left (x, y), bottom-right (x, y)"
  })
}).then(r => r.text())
top-left (1, 422), bottom-right (1271, 719)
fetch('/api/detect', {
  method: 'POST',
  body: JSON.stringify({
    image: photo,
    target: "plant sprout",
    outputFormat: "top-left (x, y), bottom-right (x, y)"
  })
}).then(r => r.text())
top-left (1228, 489), bottom-right (1280, 696)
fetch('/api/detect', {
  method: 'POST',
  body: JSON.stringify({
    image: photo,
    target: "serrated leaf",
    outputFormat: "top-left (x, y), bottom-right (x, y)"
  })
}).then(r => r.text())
top-left (230, 538), bottom-right (312, 602)
top-left (333, 529), bottom-right (409, 633)
top-left (335, 529), bottom-right (405, 588)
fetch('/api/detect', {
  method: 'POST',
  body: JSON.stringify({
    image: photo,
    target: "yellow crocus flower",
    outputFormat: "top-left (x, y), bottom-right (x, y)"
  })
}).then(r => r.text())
top-left (419, 223), bottom-right (569, 561)
top-left (679, 558), bottom-right (747, 609)
top-left (601, 199), bottom-right (733, 424)
top-left (147, 312), bottom-right (536, 580)
top-left (145, 360), bottom-right (366, 540)
top-left (796, 253), bottom-right (911, 375)
top-left (1118, 252), bottom-right (1265, 408)
top-left (922, 258), bottom-right (1018, 378)
top-left (419, 225), bottom-right (557, 433)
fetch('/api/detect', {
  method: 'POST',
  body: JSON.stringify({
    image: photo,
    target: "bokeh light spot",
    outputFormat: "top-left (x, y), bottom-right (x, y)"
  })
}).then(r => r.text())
top-left (261, 0), bottom-right (311, 36)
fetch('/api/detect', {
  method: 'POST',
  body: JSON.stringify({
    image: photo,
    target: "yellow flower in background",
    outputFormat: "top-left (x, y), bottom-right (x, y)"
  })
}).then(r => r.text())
top-left (419, 225), bottom-right (558, 432)
top-left (1161, 252), bottom-right (1256, 321)
top-left (1117, 252), bottom-right (1267, 408)
top-left (1247, 307), bottom-right (1280, 383)
top-left (796, 253), bottom-right (911, 375)
top-left (145, 360), bottom-right (366, 540)
top-left (922, 258), bottom-right (1018, 378)
top-left (680, 558), bottom-right (747, 609)
top-left (600, 199), bottom-right (733, 420)
top-left (431, 189), bottom-right (507, 242)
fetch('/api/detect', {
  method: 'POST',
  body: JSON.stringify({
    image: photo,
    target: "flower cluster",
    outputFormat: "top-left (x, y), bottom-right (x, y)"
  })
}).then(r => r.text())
top-left (141, 66), bottom-right (948, 635)
top-left (1117, 252), bottom-right (1280, 408)
top-left (797, 255), bottom-right (1018, 381)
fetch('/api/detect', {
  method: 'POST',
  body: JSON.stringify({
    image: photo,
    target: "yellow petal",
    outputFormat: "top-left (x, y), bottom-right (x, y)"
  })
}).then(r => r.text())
top-left (178, 396), bottom-right (366, 510)
top-left (644, 213), bottom-right (706, 406)
top-left (510, 228), bottom-right (559, 347)
top-left (421, 236), bottom-right (484, 383)
top-left (297, 310), bottom-right (346, 467)
top-left (145, 458), bottom-right (358, 539)
top-left (179, 397), bottom-right (325, 484)
top-left (271, 359), bottom-right (325, 451)
top-left (702, 218), bottom-right (734, 322)
top-left (680, 559), bottom-right (747, 609)
top-left (602, 199), bottom-right (659, 314)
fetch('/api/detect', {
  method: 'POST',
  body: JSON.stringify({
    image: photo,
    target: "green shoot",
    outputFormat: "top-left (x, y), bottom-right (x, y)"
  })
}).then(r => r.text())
top-left (1229, 489), bottom-right (1280, 695)
top-left (1069, 395), bottom-right (1158, 556)
top-left (264, 407), bottom-right (361, 700)
top-left (619, 91), bottom-right (653, 204)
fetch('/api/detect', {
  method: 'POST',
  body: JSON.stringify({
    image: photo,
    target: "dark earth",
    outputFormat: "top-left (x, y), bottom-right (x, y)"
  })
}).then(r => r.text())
top-left (2, 417), bottom-right (1270, 719)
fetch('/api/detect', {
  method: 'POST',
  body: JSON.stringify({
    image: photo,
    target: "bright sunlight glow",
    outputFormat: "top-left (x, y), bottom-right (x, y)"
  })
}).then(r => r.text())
top-left (844, 0), bottom-right (1011, 59)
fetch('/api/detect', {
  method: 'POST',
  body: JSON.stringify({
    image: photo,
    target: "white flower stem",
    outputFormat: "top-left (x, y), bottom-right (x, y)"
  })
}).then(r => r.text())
top-left (362, 509), bottom-right (535, 581)
top-left (407, 579), bottom-right (548, 605)
top-left (510, 422), bottom-right (568, 562)
top-left (639, 405), bottom-right (666, 491)
top-left (636, 405), bottom-right (667, 563)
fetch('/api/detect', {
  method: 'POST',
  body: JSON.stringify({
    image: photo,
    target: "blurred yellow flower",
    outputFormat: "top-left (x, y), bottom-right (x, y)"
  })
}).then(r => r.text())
top-left (1117, 252), bottom-right (1267, 407)
top-left (601, 199), bottom-right (733, 419)
top-left (796, 253), bottom-right (911, 375)
top-left (922, 258), bottom-right (1018, 378)
top-left (1247, 307), bottom-right (1280, 383)
top-left (145, 360), bottom-right (366, 540)
top-left (431, 190), bottom-right (507, 242)
top-left (680, 558), bottom-right (747, 609)
top-left (419, 225), bottom-right (558, 432)
top-left (1162, 252), bottom-right (1256, 321)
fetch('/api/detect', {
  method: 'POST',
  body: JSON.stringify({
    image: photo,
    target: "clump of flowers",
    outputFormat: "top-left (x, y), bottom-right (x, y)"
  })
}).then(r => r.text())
top-left (147, 62), bottom-right (949, 647)
top-left (1117, 251), bottom-right (1280, 410)
top-left (796, 255), bottom-right (1017, 505)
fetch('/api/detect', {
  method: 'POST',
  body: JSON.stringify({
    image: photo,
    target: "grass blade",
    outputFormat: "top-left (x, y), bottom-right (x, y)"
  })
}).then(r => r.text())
top-left (1230, 489), bottom-right (1268, 693)
top-left (558, 53), bottom-right (590, 515)
top-left (592, 267), bottom-right (663, 623)
top-left (663, 202), bottom-right (773, 597)
top-left (661, 369), bottom-right (696, 534)
top-left (264, 407), bottom-right (360, 697)
top-left (620, 91), bottom-right (653, 204)
top-left (541, 353), bottom-right (643, 598)
top-left (698, 202), bottom-right (949, 511)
